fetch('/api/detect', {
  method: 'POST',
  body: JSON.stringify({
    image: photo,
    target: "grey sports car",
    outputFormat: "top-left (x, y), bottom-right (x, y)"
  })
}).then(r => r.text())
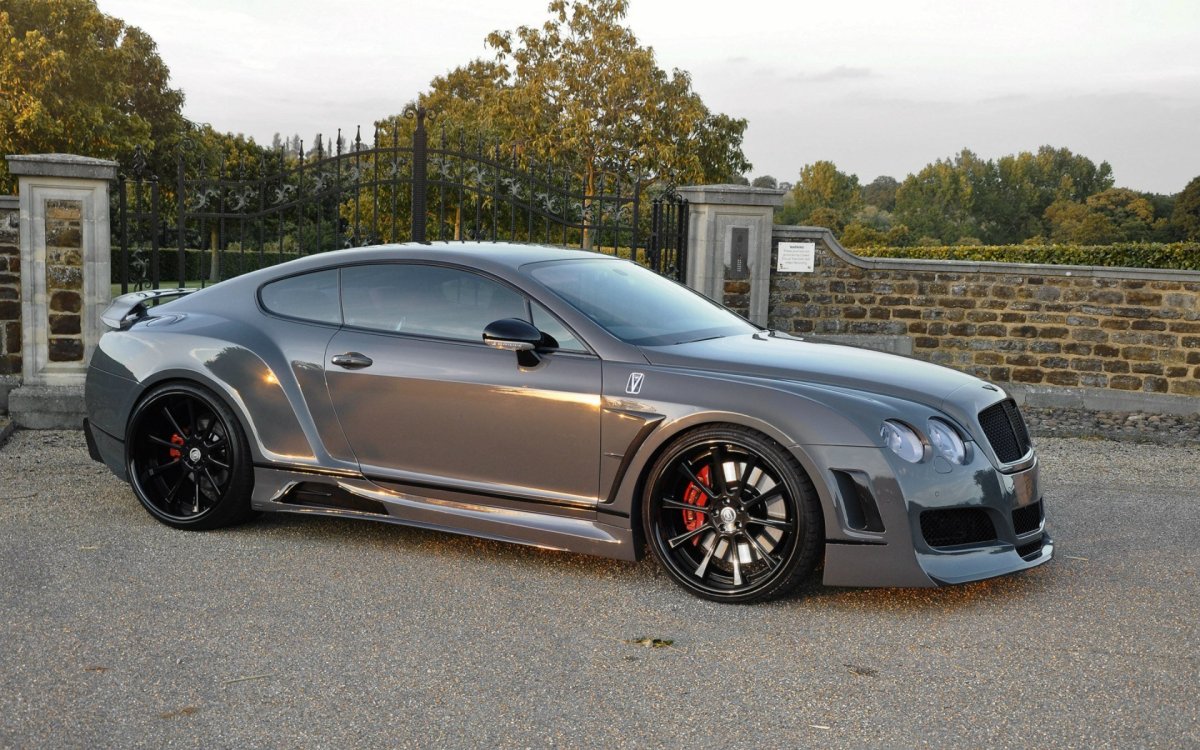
top-left (84, 242), bottom-right (1052, 602)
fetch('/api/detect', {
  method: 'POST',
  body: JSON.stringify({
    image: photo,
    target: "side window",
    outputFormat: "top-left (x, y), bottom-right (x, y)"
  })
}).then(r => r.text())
top-left (341, 264), bottom-right (528, 342)
top-left (260, 269), bottom-right (341, 324)
top-left (531, 302), bottom-right (587, 353)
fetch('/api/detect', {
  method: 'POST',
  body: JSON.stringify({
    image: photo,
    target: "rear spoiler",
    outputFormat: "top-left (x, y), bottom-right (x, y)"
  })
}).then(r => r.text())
top-left (100, 288), bottom-right (197, 330)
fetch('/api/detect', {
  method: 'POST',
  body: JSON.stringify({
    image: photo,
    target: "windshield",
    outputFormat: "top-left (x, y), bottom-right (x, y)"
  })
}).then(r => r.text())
top-left (529, 258), bottom-right (757, 346)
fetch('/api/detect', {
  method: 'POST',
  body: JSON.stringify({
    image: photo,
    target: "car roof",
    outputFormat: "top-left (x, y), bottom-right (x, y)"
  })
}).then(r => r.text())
top-left (167, 241), bottom-right (632, 320)
top-left (264, 241), bottom-right (622, 277)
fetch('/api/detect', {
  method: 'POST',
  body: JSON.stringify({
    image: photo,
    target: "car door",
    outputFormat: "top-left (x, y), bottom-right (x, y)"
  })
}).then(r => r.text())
top-left (325, 262), bottom-right (603, 507)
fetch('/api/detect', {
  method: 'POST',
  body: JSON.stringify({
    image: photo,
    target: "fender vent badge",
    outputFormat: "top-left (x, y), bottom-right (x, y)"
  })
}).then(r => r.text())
top-left (626, 372), bottom-right (645, 395)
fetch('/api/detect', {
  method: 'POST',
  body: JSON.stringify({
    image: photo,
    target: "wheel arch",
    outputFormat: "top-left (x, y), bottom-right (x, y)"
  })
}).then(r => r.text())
top-left (132, 368), bottom-right (269, 464)
top-left (622, 413), bottom-right (829, 560)
top-left (130, 348), bottom-right (314, 465)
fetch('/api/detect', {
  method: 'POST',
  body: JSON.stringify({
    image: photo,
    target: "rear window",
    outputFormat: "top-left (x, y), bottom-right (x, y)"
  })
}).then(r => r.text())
top-left (260, 269), bottom-right (341, 324)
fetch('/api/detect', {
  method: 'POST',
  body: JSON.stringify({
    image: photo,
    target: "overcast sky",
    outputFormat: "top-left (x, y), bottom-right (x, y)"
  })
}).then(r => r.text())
top-left (96, 0), bottom-right (1200, 194)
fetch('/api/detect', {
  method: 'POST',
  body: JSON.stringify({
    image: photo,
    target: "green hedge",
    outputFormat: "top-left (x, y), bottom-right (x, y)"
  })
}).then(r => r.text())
top-left (849, 242), bottom-right (1200, 270)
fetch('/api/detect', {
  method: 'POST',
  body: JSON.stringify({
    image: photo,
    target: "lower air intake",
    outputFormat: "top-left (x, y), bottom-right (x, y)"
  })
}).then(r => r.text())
top-left (1012, 500), bottom-right (1044, 535)
top-left (920, 508), bottom-right (998, 548)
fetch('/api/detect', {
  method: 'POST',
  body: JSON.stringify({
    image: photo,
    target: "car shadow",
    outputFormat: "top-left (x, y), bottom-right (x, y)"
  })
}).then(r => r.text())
top-left (230, 511), bottom-right (1054, 612)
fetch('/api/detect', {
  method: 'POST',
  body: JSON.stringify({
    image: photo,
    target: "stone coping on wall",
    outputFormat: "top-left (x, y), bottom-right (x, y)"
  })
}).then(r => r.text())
top-left (6, 154), bottom-right (118, 181)
top-left (0, 196), bottom-right (17, 211)
top-left (773, 225), bottom-right (1200, 284)
top-left (677, 185), bottom-right (786, 207)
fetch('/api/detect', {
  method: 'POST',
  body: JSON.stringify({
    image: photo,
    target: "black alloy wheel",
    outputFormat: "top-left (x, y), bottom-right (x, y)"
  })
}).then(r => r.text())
top-left (643, 426), bottom-right (822, 603)
top-left (126, 382), bottom-right (254, 530)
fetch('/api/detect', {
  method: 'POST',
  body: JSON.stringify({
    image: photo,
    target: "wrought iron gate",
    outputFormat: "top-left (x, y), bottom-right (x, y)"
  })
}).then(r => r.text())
top-left (113, 106), bottom-right (689, 293)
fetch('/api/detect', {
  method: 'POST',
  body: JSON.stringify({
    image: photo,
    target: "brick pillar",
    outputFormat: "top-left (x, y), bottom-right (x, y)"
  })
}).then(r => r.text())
top-left (676, 185), bottom-right (784, 326)
top-left (5, 154), bottom-right (116, 427)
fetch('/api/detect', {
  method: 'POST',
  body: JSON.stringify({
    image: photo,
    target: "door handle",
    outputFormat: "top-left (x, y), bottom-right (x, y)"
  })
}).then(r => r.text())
top-left (331, 352), bottom-right (373, 369)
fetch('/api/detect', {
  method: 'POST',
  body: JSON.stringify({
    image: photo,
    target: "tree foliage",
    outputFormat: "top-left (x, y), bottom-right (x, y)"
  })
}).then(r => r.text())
top-left (883, 146), bottom-right (1117, 244)
top-left (0, 0), bottom-right (186, 191)
top-left (385, 0), bottom-right (749, 190)
top-left (1172, 176), bottom-right (1200, 240)
top-left (781, 160), bottom-right (862, 227)
top-left (802, 146), bottom-right (1193, 249)
top-left (892, 152), bottom-right (978, 242)
top-left (861, 175), bottom-right (898, 211)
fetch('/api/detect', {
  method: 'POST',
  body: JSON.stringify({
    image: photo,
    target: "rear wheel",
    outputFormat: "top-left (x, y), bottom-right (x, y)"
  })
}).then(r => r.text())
top-left (126, 382), bottom-right (254, 530)
top-left (642, 426), bottom-right (822, 603)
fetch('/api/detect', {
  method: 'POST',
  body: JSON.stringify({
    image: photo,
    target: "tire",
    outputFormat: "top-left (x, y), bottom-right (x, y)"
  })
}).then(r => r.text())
top-left (641, 425), bottom-right (822, 603)
top-left (125, 382), bottom-right (255, 530)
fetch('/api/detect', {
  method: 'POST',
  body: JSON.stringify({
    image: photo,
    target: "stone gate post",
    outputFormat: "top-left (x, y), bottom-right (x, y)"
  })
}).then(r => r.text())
top-left (676, 185), bottom-right (784, 326)
top-left (5, 154), bottom-right (117, 428)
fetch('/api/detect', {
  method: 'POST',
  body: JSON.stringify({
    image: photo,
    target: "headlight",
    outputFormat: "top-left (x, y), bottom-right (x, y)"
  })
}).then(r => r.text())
top-left (880, 420), bottom-right (924, 463)
top-left (927, 418), bottom-right (966, 465)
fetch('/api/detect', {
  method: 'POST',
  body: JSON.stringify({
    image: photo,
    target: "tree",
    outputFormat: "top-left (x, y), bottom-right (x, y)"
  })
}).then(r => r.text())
top-left (399, 0), bottom-right (749, 189)
top-left (893, 153), bottom-right (976, 243)
top-left (1085, 188), bottom-right (1158, 241)
top-left (751, 175), bottom-right (778, 189)
top-left (851, 205), bottom-right (893, 230)
top-left (0, 0), bottom-right (186, 191)
top-left (692, 112), bottom-right (751, 183)
top-left (984, 146), bottom-right (1114, 243)
top-left (1044, 199), bottom-right (1117, 244)
top-left (1171, 176), bottom-right (1200, 240)
top-left (807, 207), bottom-right (845, 233)
top-left (788, 161), bottom-right (862, 225)
top-left (861, 175), bottom-right (898, 211)
top-left (891, 146), bottom-right (1115, 245)
top-left (841, 222), bottom-right (887, 248)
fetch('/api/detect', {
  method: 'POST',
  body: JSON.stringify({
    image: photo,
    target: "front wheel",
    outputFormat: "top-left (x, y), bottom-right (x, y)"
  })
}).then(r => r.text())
top-left (642, 426), bottom-right (822, 603)
top-left (126, 382), bottom-right (255, 530)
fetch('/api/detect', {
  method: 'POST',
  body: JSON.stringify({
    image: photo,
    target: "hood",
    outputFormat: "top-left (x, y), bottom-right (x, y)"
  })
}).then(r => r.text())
top-left (640, 332), bottom-right (986, 410)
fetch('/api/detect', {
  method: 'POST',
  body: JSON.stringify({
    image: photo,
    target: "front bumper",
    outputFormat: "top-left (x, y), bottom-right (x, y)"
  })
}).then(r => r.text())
top-left (802, 443), bottom-right (1052, 588)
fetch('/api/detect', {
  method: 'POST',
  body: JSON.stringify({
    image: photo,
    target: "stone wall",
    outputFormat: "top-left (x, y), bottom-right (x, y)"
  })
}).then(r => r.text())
top-left (760, 226), bottom-right (1200, 412)
top-left (0, 197), bottom-right (19, 376)
top-left (44, 198), bottom-right (85, 365)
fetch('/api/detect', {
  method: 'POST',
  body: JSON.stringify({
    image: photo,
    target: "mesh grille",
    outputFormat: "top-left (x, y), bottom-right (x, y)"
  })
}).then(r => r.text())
top-left (920, 508), bottom-right (998, 548)
top-left (1012, 500), bottom-right (1044, 535)
top-left (979, 399), bottom-right (1032, 463)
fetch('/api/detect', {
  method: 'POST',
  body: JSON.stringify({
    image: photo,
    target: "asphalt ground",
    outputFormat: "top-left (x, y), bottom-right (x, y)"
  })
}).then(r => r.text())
top-left (1, 430), bottom-right (1197, 749)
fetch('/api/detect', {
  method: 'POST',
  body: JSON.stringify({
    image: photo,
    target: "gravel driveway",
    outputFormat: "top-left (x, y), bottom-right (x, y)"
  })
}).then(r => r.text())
top-left (1, 430), bottom-right (1197, 749)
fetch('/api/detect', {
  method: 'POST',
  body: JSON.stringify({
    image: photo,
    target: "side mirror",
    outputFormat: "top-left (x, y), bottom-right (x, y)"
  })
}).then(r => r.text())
top-left (483, 318), bottom-right (543, 356)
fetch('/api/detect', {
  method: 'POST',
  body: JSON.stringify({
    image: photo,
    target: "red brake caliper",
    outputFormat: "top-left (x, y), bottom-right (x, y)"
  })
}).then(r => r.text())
top-left (168, 433), bottom-right (184, 460)
top-left (682, 465), bottom-right (711, 545)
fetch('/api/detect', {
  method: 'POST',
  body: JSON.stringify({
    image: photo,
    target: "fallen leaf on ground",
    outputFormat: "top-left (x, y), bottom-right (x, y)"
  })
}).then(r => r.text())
top-left (844, 663), bottom-right (878, 677)
top-left (625, 637), bottom-right (674, 648)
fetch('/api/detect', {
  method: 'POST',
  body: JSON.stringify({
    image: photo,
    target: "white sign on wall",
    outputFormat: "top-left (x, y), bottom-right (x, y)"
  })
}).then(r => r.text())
top-left (777, 241), bottom-right (816, 273)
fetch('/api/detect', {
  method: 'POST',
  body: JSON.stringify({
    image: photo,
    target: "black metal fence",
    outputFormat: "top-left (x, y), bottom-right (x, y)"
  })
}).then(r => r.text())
top-left (112, 107), bottom-right (689, 293)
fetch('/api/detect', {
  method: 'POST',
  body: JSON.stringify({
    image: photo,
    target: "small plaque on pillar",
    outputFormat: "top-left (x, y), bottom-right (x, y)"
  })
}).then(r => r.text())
top-left (777, 241), bottom-right (815, 273)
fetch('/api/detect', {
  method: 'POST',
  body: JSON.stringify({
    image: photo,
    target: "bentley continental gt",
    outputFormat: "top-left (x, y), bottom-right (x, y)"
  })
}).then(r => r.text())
top-left (84, 243), bottom-right (1052, 602)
